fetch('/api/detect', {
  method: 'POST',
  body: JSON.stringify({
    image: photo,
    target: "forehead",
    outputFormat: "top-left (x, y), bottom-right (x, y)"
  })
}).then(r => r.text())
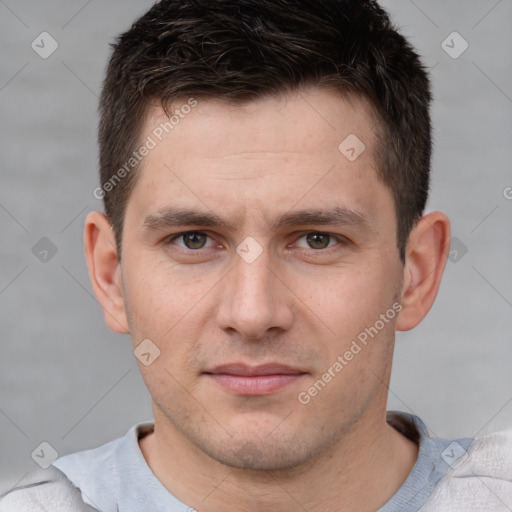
top-left (126, 88), bottom-right (391, 229)
top-left (144, 88), bottom-right (379, 161)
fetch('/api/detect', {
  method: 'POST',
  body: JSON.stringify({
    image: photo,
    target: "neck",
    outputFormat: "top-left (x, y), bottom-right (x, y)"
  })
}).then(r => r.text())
top-left (139, 406), bottom-right (418, 512)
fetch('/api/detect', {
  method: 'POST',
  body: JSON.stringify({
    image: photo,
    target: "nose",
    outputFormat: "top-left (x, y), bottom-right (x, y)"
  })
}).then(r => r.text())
top-left (215, 245), bottom-right (294, 340)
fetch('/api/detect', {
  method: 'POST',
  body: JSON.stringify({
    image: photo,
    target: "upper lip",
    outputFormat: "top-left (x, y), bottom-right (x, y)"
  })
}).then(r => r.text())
top-left (204, 363), bottom-right (306, 376)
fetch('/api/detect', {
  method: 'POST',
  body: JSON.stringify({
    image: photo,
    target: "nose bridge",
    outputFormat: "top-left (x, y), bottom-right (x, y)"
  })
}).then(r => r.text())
top-left (232, 246), bottom-right (275, 312)
top-left (217, 243), bottom-right (291, 339)
top-left (236, 248), bottom-right (272, 292)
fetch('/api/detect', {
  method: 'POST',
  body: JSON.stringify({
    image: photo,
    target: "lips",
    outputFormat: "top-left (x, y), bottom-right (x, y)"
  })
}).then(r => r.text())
top-left (206, 363), bottom-right (305, 376)
top-left (203, 363), bottom-right (307, 395)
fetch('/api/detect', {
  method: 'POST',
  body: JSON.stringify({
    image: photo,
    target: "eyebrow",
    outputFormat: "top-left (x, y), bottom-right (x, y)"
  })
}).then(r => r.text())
top-left (141, 206), bottom-right (372, 234)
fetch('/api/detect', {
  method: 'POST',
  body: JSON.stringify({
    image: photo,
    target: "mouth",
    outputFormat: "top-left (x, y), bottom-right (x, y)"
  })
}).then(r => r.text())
top-left (203, 363), bottom-right (307, 395)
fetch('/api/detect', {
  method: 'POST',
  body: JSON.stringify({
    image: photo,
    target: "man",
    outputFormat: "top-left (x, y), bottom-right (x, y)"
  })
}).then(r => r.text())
top-left (1, 1), bottom-right (511, 511)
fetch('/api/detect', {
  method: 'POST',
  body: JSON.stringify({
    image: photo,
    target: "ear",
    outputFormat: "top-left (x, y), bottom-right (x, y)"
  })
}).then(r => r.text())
top-left (84, 211), bottom-right (130, 334)
top-left (396, 211), bottom-right (451, 331)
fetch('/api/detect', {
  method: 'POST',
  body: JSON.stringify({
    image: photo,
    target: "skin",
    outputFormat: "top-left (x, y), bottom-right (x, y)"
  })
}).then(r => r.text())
top-left (84, 87), bottom-right (450, 511)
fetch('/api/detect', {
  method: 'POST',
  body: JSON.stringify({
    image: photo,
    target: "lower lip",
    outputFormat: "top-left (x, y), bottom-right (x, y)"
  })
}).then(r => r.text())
top-left (205, 373), bottom-right (305, 395)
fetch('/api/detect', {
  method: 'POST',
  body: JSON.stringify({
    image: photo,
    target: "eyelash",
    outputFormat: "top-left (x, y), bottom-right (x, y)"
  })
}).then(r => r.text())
top-left (164, 231), bottom-right (349, 253)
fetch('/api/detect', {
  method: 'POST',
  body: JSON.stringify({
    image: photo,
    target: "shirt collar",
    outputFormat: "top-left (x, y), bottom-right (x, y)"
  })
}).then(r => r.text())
top-left (53, 412), bottom-right (473, 512)
top-left (54, 422), bottom-right (189, 512)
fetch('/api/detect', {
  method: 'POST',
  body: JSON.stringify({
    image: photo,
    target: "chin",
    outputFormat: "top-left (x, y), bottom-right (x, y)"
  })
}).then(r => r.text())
top-left (195, 427), bottom-right (325, 472)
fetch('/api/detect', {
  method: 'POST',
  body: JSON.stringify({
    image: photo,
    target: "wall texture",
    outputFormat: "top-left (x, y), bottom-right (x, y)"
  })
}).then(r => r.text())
top-left (1, 0), bottom-right (511, 482)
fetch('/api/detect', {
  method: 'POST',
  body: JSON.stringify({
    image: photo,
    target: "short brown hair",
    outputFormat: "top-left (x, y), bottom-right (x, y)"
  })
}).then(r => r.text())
top-left (98, 0), bottom-right (432, 262)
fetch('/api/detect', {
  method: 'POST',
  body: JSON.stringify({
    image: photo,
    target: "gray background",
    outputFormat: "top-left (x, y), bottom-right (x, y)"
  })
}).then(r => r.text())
top-left (1, 0), bottom-right (511, 483)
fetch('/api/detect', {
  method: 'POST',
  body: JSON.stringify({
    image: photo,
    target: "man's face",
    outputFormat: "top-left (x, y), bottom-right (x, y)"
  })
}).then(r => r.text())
top-left (118, 88), bottom-right (405, 470)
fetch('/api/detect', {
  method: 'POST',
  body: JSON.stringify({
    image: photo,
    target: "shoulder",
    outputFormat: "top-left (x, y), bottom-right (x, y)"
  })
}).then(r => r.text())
top-left (0, 465), bottom-right (98, 512)
top-left (49, 422), bottom-right (154, 511)
top-left (0, 425), bottom-right (148, 512)
top-left (422, 428), bottom-right (512, 511)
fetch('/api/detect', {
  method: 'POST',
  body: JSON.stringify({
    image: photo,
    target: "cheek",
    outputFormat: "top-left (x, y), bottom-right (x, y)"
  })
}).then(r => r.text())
top-left (290, 257), bottom-right (400, 383)
top-left (295, 279), bottom-right (396, 411)
top-left (123, 257), bottom-right (213, 339)
top-left (295, 263), bottom-right (392, 332)
top-left (123, 258), bottom-right (218, 385)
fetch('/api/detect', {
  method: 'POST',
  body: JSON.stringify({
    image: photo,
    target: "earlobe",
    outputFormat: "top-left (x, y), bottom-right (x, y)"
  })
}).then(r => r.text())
top-left (396, 211), bottom-right (451, 331)
top-left (83, 211), bottom-right (130, 334)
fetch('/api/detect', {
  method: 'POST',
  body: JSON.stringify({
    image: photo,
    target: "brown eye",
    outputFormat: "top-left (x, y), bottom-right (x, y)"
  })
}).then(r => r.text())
top-left (306, 233), bottom-right (332, 249)
top-left (182, 232), bottom-right (208, 249)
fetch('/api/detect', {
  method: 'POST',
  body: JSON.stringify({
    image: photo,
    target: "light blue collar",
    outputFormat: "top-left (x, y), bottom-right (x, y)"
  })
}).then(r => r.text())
top-left (53, 412), bottom-right (473, 512)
